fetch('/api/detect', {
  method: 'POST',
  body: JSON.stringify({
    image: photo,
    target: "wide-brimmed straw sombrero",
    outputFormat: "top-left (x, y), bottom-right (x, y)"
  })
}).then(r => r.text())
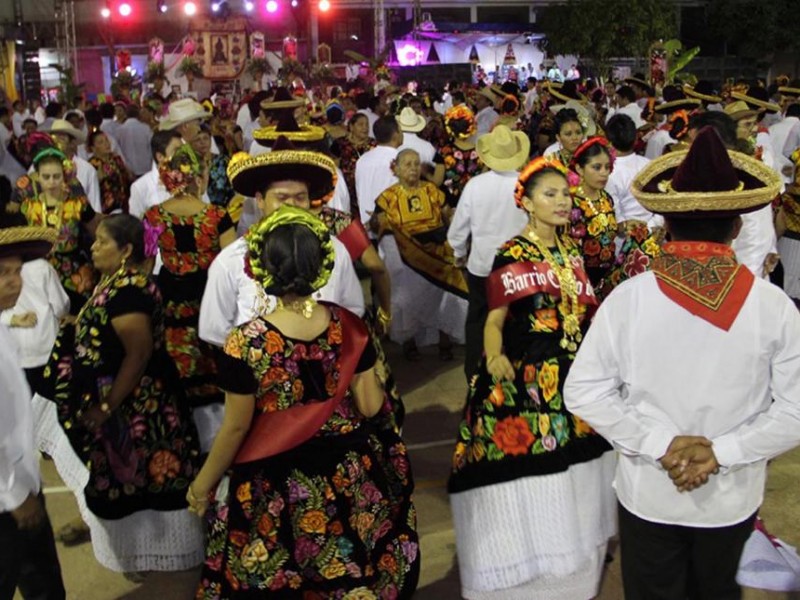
top-left (631, 126), bottom-right (781, 218)
top-left (227, 149), bottom-right (337, 200)
top-left (683, 81), bottom-right (722, 104)
top-left (159, 99), bottom-right (211, 131)
top-left (723, 101), bottom-right (759, 121)
top-left (731, 88), bottom-right (781, 113)
top-left (260, 87), bottom-right (305, 112)
top-left (778, 86), bottom-right (800, 99)
top-left (49, 119), bottom-right (86, 143)
top-left (253, 113), bottom-right (327, 149)
top-left (0, 226), bottom-right (58, 262)
top-left (476, 124), bottom-right (530, 172)
top-left (654, 85), bottom-right (701, 113)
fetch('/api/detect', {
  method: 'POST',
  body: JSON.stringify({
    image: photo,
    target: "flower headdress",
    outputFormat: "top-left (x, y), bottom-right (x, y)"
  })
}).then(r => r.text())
top-left (158, 144), bottom-right (203, 195)
top-left (514, 157), bottom-right (569, 208)
top-left (444, 105), bottom-right (477, 140)
top-left (244, 205), bottom-right (335, 293)
top-left (569, 136), bottom-right (615, 173)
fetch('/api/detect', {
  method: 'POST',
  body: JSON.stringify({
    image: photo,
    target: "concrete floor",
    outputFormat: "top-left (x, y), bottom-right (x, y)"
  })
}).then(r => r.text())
top-left (25, 342), bottom-right (800, 599)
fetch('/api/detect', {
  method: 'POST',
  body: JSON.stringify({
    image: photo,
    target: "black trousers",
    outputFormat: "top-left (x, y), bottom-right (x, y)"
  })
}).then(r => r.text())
top-left (464, 272), bottom-right (488, 381)
top-left (618, 503), bottom-right (756, 600)
top-left (0, 495), bottom-right (65, 600)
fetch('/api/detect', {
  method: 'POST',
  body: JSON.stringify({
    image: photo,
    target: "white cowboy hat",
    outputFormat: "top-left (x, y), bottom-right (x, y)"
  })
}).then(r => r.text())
top-left (396, 107), bottom-right (426, 133)
top-left (476, 124), bottom-right (530, 172)
top-left (159, 98), bottom-right (211, 131)
top-left (48, 118), bottom-right (86, 143)
top-left (549, 99), bottom-right (597, 137)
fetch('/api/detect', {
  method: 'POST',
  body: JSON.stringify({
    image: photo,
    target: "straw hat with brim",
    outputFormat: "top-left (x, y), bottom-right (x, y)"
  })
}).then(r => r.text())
top-left (260, 88), bottom-right (305, 112)
top-left (730, 91), bottom-right (781, 114)
top-left (779, 86), bottom-right (800, 99)
top-left (630, 126), bottom-right (781, 218)
top-left (549, 99), bottom-right (597, 136)
top-left (724, 101), bottom-right (759, 121)
top-left (0, 226), bottom-right (58, 262)
top-left (227, 150), bottom-right (336, 200)
top-left (396, 107), bottom-right (426, 133)
top-left (684, 83), bottom-right (722, 104)
top-left (654, 98), bottom-right (701, 113)
top-left (253, 124), bottom-right (327, 148)
top-left (159, 99), bottom-right (211, 130)
top-left (625, 76), bottom-right (650, 89)
top-left (49, 119), bottom-right (86, 143)
top-left (477, 87), bottom-right (500, 105)
top-left (549, 87), bottom-right (588, 104)
top-left (476, 125), bottom-right (530, 172)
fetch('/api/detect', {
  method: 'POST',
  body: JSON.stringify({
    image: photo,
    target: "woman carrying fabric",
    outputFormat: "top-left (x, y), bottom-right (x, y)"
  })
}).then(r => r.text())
top-left (144, 144), bottom-right (234, 428)
top-left (87, 131), bottom-right (132, 215)
top-left (372, 148), bottom-right (469, 361)
top-left (448, 157), bottom-right (616, 600)
top-left (46, 214), bottom-right (203, 573)
top-left (331, 112), bottom-right (376, 217)
top-left (187, 204), bottom-right (420, 598)
top-left (10, 145), bottom-right (100, 313)
top-left (435, 105), bottom-right (482, 207)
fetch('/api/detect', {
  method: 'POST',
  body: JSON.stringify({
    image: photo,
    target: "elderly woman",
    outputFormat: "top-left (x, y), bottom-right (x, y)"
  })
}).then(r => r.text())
top-left (45, 214), bottom-right (202, 574)
top-left (188, 205), bottom-right (419, 598)
top-left (10, 144), bottom-right (100, 312)
top-left (372, 148), bottom-right (469, 360)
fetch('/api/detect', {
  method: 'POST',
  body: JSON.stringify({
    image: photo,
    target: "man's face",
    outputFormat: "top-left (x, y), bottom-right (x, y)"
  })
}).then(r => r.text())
top-left (178, 119), bottom-right (202, 143)
top-left (52, 132), bottom-right (77, 157)
top-left (257, 180), bottom-right (311, 217)
top-left (737, 116), bottom-right (758, 140)
top-left (23, 121), bottom-right (37, 135)
top-left (0, 256), bottom-right (24, 310)
top-left (114, 105), bottom-right (126, 121)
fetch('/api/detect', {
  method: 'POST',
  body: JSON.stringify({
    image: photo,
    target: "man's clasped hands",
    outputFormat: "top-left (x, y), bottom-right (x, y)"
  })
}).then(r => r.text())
top-left (659, 436), bottom-right (720, 492)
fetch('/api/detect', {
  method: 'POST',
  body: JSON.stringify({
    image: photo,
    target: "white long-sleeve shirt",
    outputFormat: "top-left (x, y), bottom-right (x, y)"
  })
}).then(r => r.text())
top-left (0, 325), bottom-right (40, 512)
top-left (398, 132), bottom-right (436, 166)
top-left (128, 163), bottom-right (170, 219)
top-left (198, 236), bottom-right (365, 347)
top-left (645, 128), bottom-right (675, 159)
top-left (564, 271), bottom-right (800, 527)
top-left (117, 118), bottom-right (153, 177)
top-left (355, 145), bottom-right (398, 227)
top-left (606, 153), bottom-right (653, 224)
top-left (731, 205), bottom-right (777, 279)
top-left (446, 170), bottom-right (528, 277)
top-left (0, 260), bottom-right (69, 368)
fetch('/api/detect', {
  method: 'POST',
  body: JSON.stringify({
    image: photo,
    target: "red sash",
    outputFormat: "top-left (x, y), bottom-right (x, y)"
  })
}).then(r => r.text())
top-left (653, 242), bottom-right (754, 331)
top-left (487, 260), bottom-right (597, 310)
top-left (337, 220), bottom-right (371, 261)
top-left (234, 308), bottom-right (370, 464)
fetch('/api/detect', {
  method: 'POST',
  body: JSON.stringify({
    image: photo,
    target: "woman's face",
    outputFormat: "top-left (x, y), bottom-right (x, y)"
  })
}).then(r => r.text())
top-left (576, 151), bottom-right (612, 191)
top-left (37, 162), bottom-right (65, 197)
top-left (350, 116), bottom-right (370, 139)
top-left (557, 121), bottom-right (584, 153)
top-left (395, 151), bottom-right (421, 186)
top-left (91, 133), bottom-right (111, 157)
top-left (191, 131), bottom-right (212, 157)
top-left (91, 224), bottom-right (131, 275)
top-left (522, 172), bottom-right (572, 228)
top-left (736, 116), bottom-right (758, 141)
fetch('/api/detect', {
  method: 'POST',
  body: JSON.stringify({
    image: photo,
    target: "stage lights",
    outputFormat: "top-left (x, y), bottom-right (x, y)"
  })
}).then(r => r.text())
top-left (184, 0), bottom-right (197, 14)
top-left (100, 5), bottom-right (112, 18)
top-left (266, 0), bottom-right (277, 11)
top-left (244, 0), bottom-right (254, 10)
top-left (118, 1), bottom-right (132, 15)
top-left (319, 0), bottom-right (330, 11)
top-left (158, 0), bottom-right (168, 11)
top-left (291, 0), bottom-right (298, 6)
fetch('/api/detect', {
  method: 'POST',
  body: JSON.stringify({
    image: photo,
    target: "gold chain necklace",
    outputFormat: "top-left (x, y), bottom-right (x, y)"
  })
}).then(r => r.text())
top-left (576, 185), bottom-right (603, 215)
top-left (40, 195), bottom-right (63, 228)
top-left (526, 229), bottom-right (583, 352)
top-left (275, 296), bottom-right (317, 319)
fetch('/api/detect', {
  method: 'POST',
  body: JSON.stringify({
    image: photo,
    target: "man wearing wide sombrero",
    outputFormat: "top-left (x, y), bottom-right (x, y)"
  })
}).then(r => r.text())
top-left (645, 85), bottom-right (701, 159)
top-left (731, 85), bottom-right (783, 171)
top-left (47, 118), bottom-right (102, 214)
top-left (247, 87), bottom-right (305, 157)
top-left (683, 80), bottom-right (723, 112)
top-left (447, 125), bottom-right (529, 379)
top-left (397, 106), bottom-right (436, 170)
top-left (566, 127), bottom-right (800, 599)
top-left (159, 98), bottom-right (221, 155)
top-left (0, 218), bottom-right (65, 599)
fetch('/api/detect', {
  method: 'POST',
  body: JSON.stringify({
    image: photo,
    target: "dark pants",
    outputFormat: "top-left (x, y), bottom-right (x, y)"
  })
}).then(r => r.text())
top-left (464, 272), bottom-right (488, 381)
top-left (618, 503), bottom-right (755, 600)
top-left (0, 495), bottom-right (65, 600)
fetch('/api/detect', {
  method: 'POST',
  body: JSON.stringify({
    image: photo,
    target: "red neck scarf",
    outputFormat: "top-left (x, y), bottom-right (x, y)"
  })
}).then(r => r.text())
top-left (653, 241), bottom-right (754, 331)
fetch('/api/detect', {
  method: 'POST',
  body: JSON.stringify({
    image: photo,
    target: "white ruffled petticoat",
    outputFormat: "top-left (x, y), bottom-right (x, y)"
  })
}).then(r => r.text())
top-left (450, 452), bottom-right (618, 600)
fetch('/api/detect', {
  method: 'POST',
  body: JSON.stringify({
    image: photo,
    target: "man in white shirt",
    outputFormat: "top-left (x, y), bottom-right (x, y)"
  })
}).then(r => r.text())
top-left (0, 107), bottom-right (25, 183)
top-left (48, 119), bottom-right (102, 214)
top-left (605, 114), bottom-right (654, 227)
top-left (0, 217), bottom-right (65, 599)
top-left (128, 130), bottom-right (182, 219)
top-left (645, 87), bottom-right (701, 159)
top-left (605, 86), bottom-right (645, 130)
top-left (355, 115), bottom-right (402, 227)
top-left (98, 102), bottom-right (122, 147)
top-left (473, 88), bottom-right (499, 137)
top-left (523, 77), bottom-right (539, 114)
top-left (770, 102), bottom-right (800, 184)
top-left (565, 127), bottom-right (796, 600)
top-left (117, 104), bottom-right (154, 177)
top-left (355, 92), bottom-right (379, 136)
top-left (447, 125), bottom-right (529, 378)
top-left (11, 101), bottom-right (30, 138)
top-left (397, 106), bottom-right (435, 165)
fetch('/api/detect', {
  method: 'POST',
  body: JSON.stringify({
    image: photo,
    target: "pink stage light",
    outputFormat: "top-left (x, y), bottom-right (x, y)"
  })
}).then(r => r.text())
top-left (397, 44), bottom-right (424, 67)
top-left (184, 0), bottom-right (197, 14)
top-left (319, 0), bottom-right (330, 11)
top-left (266, 0), bottom-right (277, 12)
top-left (118, 2), bottom-right (132, 16)
top-left (101, 6), bottom-right (112, 17)
top-left (244, 0), bottom-right (254, 10)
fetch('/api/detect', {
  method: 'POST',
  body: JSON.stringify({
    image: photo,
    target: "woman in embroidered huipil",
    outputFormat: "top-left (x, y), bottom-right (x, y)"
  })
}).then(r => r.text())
top-left (330, 112), bottom-right (376, 217)
top-left (87, 131), bottom-right (131, 214)
top-left (435, 105), bottom-right (482, 207)
top-left (187, 206), bottom-right (419, 599)
top-left (448, 158), bottom-right (616, 600)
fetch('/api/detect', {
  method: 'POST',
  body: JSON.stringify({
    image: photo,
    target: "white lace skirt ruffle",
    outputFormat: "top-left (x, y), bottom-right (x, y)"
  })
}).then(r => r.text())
top-left (33, 394), bottom-right (204, 573)
top-left (450, 452), bottom-right (618, 600)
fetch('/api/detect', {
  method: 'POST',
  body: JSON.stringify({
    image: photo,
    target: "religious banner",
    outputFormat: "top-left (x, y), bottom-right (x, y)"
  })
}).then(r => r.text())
top-left (148, 38), bottom-right (165, 64)
top-left (115, 49), bottom-right (131, 73)
top-left (503, 43), bottom-right (517, 66)
top-left (189, 16), bottom-right (247, 80)
top-left (469, 45), bottom-right (480, 65)
top-left (317, 43), bottom-right (332, 65)
top-left (283, 36), bottom-right (298, 61)
top-left (649, 41), bottom-right (668, 90)
top-left (250, 31), bottom-right (265, 59)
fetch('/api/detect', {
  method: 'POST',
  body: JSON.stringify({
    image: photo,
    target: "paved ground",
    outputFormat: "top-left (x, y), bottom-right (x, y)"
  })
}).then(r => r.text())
top-left (25, 342), bottom-right (800, 599)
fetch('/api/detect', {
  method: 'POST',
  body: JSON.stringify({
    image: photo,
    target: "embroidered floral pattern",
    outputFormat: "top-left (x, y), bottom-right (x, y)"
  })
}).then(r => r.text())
top-left (436, 144), bottom-right (482, 206)
top-left (89, 154), bottom-right (131, 214)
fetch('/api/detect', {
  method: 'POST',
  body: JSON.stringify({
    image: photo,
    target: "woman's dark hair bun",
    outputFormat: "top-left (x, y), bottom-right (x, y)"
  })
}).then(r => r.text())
top-left (260, 224), bottom-right (324, 297)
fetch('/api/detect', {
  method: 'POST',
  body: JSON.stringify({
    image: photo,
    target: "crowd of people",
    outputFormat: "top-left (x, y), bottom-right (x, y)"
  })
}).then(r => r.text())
top-left (3, 65), bottom-right (800, 600)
